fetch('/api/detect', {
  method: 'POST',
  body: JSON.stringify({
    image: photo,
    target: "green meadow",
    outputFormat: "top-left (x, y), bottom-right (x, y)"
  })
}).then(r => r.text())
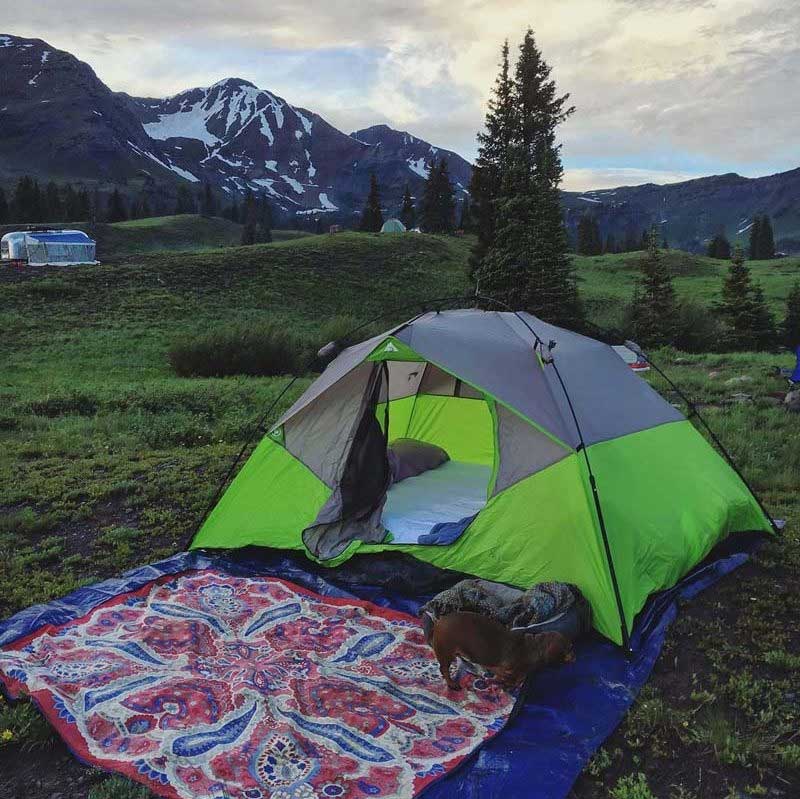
top-left (0, 218), bottom-right (798, 797)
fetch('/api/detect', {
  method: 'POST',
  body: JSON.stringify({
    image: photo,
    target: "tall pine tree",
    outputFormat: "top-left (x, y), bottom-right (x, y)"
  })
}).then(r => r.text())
top-left (749, 216), bottom-right (762, 259)
top-left (255, 194), bottom-right (273, 243)
top-left (360, 174), bottom-right (383, 232)
top-left (757, 215), bottom-right (775, 260)
top-left (476, 29), bottom-right (581, 327)
top-left (469, 40), bottom-right (515, 280)
top-left (420, 159), bottom-right (456, 234)
top-left (628, 227), bottom-right (678, 347)
top-left (0, 186), bottom-right (7, 224)
top-left (399, 183), bottom-right (416, 230)
top-left (241, 190), bottom-right (257, 245)
top-left (782, 281), bottom-right (800, 349)
top-left (715, 244), bottom-right (776, 350)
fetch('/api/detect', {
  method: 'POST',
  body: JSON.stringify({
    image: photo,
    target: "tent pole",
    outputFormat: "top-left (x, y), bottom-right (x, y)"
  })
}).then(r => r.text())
top-left (474, 294), bottom-right (632, 653)
top-left (183, 375), bottom-right (300, 550)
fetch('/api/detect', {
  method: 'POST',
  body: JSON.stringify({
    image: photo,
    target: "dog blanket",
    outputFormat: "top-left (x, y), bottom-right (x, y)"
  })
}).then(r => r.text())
top-left (421, 578), bottom-right (581, 631)
top-left (0, 570), bottom-right (518, 799)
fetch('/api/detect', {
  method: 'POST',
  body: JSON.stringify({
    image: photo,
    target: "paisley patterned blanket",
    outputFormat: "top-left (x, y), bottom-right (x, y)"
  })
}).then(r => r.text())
top-left (0, 569), bottom-right (518, 799)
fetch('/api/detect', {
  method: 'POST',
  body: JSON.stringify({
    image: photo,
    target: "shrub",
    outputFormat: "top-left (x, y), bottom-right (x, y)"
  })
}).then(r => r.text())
top-left (168, 323), bottom-right (309, 378)
top-left (672, 299), bottom-right (723, 353)
top-left (610, 773), bottom-right (657, 799)
top-left (88, 776), bottom-right (152, 799)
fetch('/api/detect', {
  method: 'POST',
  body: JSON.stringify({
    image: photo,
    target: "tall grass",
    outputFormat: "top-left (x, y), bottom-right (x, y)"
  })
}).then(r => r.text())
top-left (168, 323), bottom-right (309, 378)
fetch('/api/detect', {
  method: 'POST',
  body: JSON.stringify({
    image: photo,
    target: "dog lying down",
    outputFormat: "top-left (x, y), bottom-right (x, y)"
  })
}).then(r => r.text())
top-left (429, 611), bottom-right (574, 690)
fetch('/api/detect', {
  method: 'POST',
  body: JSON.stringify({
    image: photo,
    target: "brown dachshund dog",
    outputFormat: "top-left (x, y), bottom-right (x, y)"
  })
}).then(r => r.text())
top-left (429, 611), bottom-right (574, 690)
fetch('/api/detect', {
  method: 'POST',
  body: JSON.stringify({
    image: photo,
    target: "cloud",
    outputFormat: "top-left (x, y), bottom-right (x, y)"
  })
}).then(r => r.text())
top-left (1, 0), bottom-right (797, 185)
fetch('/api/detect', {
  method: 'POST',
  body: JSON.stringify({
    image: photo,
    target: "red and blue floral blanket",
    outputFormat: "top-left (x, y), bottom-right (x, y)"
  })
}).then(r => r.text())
top-left (0, 569), bottom-right (517, 799)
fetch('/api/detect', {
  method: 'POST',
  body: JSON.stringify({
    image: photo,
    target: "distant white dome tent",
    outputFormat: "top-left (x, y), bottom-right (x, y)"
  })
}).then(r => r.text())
top-left (380, 218), bottom-right (406, 234)
top-left (1, 229), bottom-right (97, 266)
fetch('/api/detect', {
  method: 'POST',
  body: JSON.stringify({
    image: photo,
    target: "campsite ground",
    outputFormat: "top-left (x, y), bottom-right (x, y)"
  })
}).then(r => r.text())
top-left (0, 219), bottom-right (798, 798)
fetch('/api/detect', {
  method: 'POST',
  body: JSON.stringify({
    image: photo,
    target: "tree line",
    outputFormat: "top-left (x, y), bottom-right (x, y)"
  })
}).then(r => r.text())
top-left (357, 158), bottom-right (465, 234)
top-left (625, 227), bottom-right (798, 352)
top-left (576, 215), bottom-right (667, 255)
top-left (707, 216), bottom-right (777, 261)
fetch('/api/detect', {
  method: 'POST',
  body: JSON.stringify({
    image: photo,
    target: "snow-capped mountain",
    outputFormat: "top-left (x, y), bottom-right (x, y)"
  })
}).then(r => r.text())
top-left (0, 34), bottom-right (473, 218)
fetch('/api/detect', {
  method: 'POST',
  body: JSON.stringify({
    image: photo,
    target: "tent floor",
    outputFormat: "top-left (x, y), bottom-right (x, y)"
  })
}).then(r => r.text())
top-left (381, 461), bottom-right (492, 544)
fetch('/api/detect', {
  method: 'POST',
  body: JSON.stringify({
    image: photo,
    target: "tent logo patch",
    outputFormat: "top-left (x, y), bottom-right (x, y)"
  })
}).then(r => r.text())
top-left (382, 341), bottom-right (399, 353)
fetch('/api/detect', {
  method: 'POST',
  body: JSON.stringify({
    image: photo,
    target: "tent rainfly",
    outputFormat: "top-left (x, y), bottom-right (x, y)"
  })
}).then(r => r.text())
top-left (381, 218), bottom-right (406, 233)
top-left (0, 229), bottom-right (97, 266)
top-left (191, 309), bottom-right (773, 646)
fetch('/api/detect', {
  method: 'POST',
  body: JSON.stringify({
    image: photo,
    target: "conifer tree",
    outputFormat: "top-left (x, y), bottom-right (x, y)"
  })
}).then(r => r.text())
top-left (399, 183), bottom-right (416, 230)
top-left (255, 193), bottom-right (273, 243)
top-left (758, 214), bottom-right (775, 259)
top-left (139, 195), bottom-right (151, 219)
top-left (240, 190), bottom-right (257, 245)
top-left (106, 187), bottom-right (128, 222)
top-left (576, 215), bottom-right (602, 255)
top-left (604, 232), bottom-right (616, 254)
top-left (477, 29), bottom-right (581, 327)
top-left (749, 216), bottom-right (762, 259)
top-left (0, 186), bottom-right (7, 224)
top-left (435, 159), bottom-right (456, 233)
top-left (359, 174), bottom-right (383, 232)
top-left (458, 196), bottom-right (472, 233)
top-left (782, 281), bottom-right (800, 349)
top-left (628, 226), bottom-right (678, 347)
top-left (715, 243), bottom-right (776, 350)
top-left (200, 182), bottom-right (217, 217)
top-left (469, 40), bottom-right (515, 278)
top-left (707, 233), bottom-right (731, 259)
top-left (44, 181), bottom-right (62, 221)
top-left (175, 185), bottom-right (195, 215)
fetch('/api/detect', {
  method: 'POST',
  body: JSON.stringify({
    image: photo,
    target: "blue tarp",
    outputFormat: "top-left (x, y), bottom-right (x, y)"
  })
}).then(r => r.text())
top-left (0, 541), bottom-right (758, 799)
top-left (791, 346), bottom-right (800, 383)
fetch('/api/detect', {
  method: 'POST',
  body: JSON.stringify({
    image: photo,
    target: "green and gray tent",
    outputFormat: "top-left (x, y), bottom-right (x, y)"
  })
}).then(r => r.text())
top-left (192, 309), bottom-right (772, 645)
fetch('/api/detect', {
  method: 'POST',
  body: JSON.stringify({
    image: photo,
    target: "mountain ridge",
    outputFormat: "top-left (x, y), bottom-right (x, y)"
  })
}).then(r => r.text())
top-left (0, 33), bottom-right (798, 250)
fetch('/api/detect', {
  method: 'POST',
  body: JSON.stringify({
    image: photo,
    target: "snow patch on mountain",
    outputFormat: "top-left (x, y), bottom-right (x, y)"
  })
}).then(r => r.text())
top-left (28, 72), bottom-right (41, 86)
top-left (319, 193), bottom-right (337, 210)
top-left (145, 102), bottom-right (221, 146)
top-left (0, 36), bottom-right (12, 48)
top-left (282, 176), bottom-right (304, 194)
top-left (41, 50), bottom-right (50, 63)
top-left (407, 157), bottom-right (429, 178)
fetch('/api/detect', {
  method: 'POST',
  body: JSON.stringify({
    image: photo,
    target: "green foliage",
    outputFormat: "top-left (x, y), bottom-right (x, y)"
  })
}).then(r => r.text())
top-left (626, 228), bottom-right (679, 347)
top-left (360, 174), bottom-right (384, 232)
top-left (715, 244), bottom-right (777, 350)
top-left (168, 323), bottom-right (309, 378)
top-left (577, 214), bottom-right (602, 255)
top-left (88, 776), bottom-right (153, 799)
top-left (707, 233), bottom-right (731, 259)
top-left (419, 158), bottom-right (456, 234)
top-left (782, 281), bottom-right (800, 348)
top-left (473, 29), bottom-right (581, 327)
top-left (0, 696), bottom-right (56, 751)
top-left (399, 183), bottom-right (416, 231)
top-left (750, 215), bottom-right (775, 260)
top-left (106, 187), bottom-right (128, 223)
top-left (609, 773), bottom-right (656, 799)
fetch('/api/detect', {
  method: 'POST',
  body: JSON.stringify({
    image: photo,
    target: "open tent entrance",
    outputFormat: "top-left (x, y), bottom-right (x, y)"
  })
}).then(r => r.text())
top-left (280, 334), bottom-right (572, 560)
top-left (378, 357), bottom-right (497, 543)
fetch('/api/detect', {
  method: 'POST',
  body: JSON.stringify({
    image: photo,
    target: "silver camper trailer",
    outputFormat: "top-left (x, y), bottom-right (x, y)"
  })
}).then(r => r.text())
top-left (1, 229), bottom-right (97, 266)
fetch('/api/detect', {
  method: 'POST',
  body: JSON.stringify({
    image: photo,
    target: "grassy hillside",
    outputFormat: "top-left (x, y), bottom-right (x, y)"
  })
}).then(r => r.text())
top-left (0, 232), bottom-right (798, 798)
top-left (0, 214), bottom-right (315, 263)
top-left (574, 249), bottom-right (800, 330)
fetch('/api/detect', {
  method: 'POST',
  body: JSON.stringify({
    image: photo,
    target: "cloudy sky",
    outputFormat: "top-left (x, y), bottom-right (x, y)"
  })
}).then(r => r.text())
top-left (3, 0), bottom-right (798, 190)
